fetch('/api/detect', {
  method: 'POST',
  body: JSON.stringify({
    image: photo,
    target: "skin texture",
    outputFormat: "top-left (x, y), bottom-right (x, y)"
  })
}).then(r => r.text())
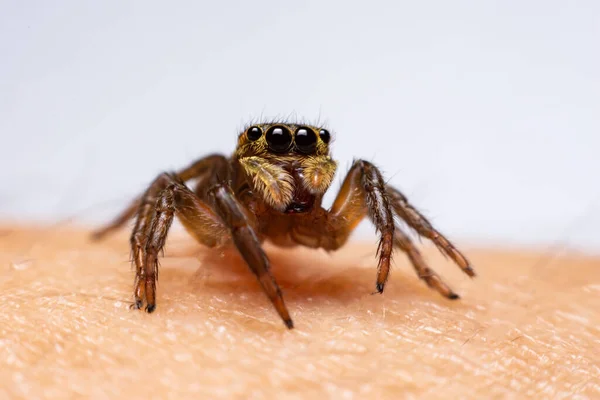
top-left (1, 225), bottom-right (599, 399)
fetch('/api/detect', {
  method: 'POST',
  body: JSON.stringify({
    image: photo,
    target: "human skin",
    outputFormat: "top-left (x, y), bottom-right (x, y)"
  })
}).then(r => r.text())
top-left (0, 225), bottom-right (599, 399)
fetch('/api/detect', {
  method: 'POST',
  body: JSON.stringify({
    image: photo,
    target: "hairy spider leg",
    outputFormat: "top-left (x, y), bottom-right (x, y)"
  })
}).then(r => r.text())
top-left (209, 183), bottom-right (294, 329)
top-left (318, 160), bottom-right (396, 293)
top-left (128, 172), bottom-right (227, 310)
top-left (393, 225), bottom-right (460, 299)
top-left (128, 173), bottom-right (293, 328)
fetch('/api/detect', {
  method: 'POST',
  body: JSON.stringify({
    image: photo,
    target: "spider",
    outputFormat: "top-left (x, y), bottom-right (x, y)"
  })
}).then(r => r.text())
top-left (91, 122), bottom-right (475, 329)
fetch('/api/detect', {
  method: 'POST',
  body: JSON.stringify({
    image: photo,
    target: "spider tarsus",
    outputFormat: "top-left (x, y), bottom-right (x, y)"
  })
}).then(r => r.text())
top-left (145, 304), bottom-right (156, 313)
top-left (465, 265), bottom-right (476, 278)
top-left (375, 283), bottom-right (385, 294)
top-left (448, 293), bottom-right (460, 300)
top-left (130, 300), bottom-right (143, 310)
top-left (284, 319), bottom-right (294, 329)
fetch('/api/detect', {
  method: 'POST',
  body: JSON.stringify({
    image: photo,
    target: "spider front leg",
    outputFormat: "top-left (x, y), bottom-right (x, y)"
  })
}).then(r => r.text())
top-left (209, 183), bottom-right (294, 329)
top-left (128, 172), bottom-right (228, 311)
top-left (323, 159), bottom-right (396, 293)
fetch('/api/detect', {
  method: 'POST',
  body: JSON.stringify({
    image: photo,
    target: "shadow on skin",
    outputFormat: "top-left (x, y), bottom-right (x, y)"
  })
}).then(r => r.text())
top-left (153, 240), bottom-right (470, 311)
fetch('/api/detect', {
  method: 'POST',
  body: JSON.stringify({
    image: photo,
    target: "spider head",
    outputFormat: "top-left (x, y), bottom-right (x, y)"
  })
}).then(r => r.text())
top-left (236, 122), bottom-right (337, 213)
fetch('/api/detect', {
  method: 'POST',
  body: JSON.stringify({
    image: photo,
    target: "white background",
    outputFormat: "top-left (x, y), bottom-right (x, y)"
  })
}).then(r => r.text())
top-left (1, 1), bottom-right (599, 251)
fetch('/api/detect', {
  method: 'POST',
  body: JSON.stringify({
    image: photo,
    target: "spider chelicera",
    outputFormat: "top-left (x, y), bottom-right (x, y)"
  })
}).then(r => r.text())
top-left (92, 122), bottom-right (475, 329)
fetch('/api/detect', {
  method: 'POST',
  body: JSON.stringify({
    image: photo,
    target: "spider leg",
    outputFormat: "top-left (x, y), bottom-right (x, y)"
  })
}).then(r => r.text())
top-left (209, 183), bottom-right (294, 329)
top-left (386, 185), bottom-right (476, 277)
top-left (191, 155), bottom-right (231, 201)
top-left (394, 224), bottom-right (459, 299)
top-left (319, 159), bottom-right (395, 294)
top-left (129, 172), bottom-right (229, 311)
top-left (91, 154), bottom-right (229, 240)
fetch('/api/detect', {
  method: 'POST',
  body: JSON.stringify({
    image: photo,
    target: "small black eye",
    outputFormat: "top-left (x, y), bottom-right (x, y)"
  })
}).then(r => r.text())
top-left (265, 125), bottom-right (292, 153)
top-left (294, 127), bottom-right (317, 154)
top-left (319, 129), bottom-right (331, 144)
top-left (247, 126), bottom-right (262, 141)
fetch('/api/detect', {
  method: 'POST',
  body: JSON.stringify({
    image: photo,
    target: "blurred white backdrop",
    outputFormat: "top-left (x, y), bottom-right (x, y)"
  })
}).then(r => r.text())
top-left (1, 1), bottom-right (599, 250)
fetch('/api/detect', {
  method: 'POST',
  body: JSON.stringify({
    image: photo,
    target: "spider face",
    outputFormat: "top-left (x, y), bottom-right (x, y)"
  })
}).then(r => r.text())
top-left (236, 122), bottom-right (337, 214)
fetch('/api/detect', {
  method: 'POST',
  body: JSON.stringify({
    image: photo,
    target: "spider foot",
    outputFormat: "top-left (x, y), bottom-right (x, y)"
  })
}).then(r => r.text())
top-left (129, 299), bottom-right (143, 310)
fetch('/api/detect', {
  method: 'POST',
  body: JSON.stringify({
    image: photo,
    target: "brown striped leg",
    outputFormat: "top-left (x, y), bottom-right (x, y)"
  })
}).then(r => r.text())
top-left (129, 173), bottom-right (173, 310)
top-left (394, 225), bottom-right (459, 299)
top-left (209, 183), bottom-right (293, 329)
top-left (386, 185), bottom-right (476, 278)
top-left (91, 153), bottom-right (229, 240)
top-left (324, 160), bottom-right (395, 294)
top-left (129, 173), bottom-right (228, 311)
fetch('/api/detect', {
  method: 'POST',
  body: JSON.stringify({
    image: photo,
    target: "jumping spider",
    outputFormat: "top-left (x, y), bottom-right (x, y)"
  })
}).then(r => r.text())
top-left (92, 122), bottom-right (475, 329)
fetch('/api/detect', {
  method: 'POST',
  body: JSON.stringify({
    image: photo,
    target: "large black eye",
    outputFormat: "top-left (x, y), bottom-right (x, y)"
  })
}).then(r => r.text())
top-left (247, 126), bottom-right (262, 141)
top-left (294, 127), bottom-right (317, 154)
top-left (319, 129), bottom-right (331, 144)
top-left (265, 125), bottom-right (292, 153)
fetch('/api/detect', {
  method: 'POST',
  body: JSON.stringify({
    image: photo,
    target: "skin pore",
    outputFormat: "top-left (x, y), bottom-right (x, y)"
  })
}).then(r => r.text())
top-left (1, 224), bottom-right (599, 399)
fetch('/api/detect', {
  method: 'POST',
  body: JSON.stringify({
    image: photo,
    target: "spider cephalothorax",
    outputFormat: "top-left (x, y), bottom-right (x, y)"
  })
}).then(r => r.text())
top-left (92, 120), bottom-right (475, 329)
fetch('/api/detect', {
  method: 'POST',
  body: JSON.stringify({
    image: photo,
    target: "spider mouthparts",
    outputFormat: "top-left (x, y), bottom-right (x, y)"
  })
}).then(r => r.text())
top-left (284, 187), bottom-right (315, 214)
top-left (285, 202), bottom-right (311, 214)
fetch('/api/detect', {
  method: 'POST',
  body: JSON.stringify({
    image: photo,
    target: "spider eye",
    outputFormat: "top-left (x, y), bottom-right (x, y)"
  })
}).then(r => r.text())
top-left (319, 129), bottom-right (331, 144)
top-left (247, 126), bottom-right (262, 141)
top-left (265, 125), bottom-right (292, 153)
top-left (294, 127), bottom-right (317, 154)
